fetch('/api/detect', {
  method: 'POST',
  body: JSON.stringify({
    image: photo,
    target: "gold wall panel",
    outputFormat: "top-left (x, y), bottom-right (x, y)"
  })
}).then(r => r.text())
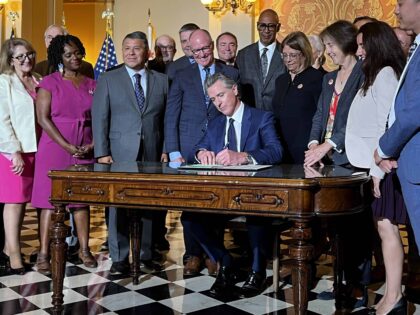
top-left (260, 0), bottom-right (398, 40)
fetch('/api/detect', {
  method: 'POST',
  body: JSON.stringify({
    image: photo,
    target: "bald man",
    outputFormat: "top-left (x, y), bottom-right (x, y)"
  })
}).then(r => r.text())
top-left (148, 34), bottom-right (177, 73)
top-left (34, 24), bottom-right (94, 79)
top-left (164, 29), bottom-right (239, 276)
top-left (236, 9), bottom-right (285, 111)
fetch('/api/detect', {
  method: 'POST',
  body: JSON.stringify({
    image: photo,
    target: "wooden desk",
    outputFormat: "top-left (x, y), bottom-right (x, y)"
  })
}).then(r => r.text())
top-left (49, 162), bottom-right (368, 315)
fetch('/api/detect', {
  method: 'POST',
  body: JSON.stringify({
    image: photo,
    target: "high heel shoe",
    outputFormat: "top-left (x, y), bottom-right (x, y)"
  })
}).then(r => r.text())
top-left (2, 252), bottom-right (26, 275)
top-left (386, 296), bottom-right (407, 315)
top-left (36, 253), bottom-right (51, 276)
top-left (78, 248), bottom-right (97, 268)
top-left (0, 251), bottom-right (10, 269)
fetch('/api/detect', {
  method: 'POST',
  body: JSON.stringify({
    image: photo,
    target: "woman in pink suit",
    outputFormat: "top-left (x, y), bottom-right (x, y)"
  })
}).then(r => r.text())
top-left (32, 35), bottom-right (97, 275)
top-left (0, 38), bottom-right (40, 274)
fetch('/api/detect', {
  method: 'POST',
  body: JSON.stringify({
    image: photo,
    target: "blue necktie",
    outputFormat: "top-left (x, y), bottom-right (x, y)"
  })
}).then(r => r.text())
top-left (134, 73), bottom-right (145, 112)
top-left (227, 118), bottom-right (237, 152)
top-left (204, 67), bottom-right (210, 107)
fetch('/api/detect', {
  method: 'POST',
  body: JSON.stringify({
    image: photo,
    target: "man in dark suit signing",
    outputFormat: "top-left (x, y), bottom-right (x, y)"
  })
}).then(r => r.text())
top-left (190, 73), bottom-right (283, 298)
top-left (235, 9), bottom-right (285, 111)
top-left (92, 31), bottom-right (168, 274)
top-left (164, 29), bottom-right (239, 276)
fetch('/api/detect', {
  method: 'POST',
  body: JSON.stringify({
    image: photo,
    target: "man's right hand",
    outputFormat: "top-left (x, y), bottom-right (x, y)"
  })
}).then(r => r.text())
top-left (98, 156), bottom-right (113, 164)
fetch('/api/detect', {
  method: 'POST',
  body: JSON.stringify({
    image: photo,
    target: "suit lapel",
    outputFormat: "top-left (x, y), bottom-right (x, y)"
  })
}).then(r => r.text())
top-left (144, 69), bottom-right (155, 114)
top-left (118, 67), bottom-right (141, 114)
top-left (264, 42), bottom-right (283, 88)
top-left (191, 64), bottom-right (207, 108)
top-left (240, 106), bottom-right (251, 151)
top-left (215, 116), bottom-right (227, 152)
top-left (251, 43), bottom-right (264, 82)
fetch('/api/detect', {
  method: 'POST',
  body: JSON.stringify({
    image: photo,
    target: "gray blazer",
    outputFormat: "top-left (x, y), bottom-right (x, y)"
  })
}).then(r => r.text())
top-left (92, 66), bottom-right (168, 162)
top-left (235, 41), bottom-right (286, 111)
top-left (309, 60), bottom-right (364, 165)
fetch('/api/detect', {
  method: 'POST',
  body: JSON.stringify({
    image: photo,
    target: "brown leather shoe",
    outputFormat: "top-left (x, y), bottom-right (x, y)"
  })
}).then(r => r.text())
top-left (184, 256), bottom-right (202, 276)
top-left (78, 248), bottom-right (98, 268)
top-left (205, 258), bottom-right (218, 276)
top-left (36, 253), bottom-right (51, 276)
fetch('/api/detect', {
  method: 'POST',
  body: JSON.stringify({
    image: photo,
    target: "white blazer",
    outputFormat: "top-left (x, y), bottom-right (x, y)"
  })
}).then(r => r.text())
top-left (0, 73), bottom-right (38, 154)
top-left (346, 66), bottom-right (398, 179)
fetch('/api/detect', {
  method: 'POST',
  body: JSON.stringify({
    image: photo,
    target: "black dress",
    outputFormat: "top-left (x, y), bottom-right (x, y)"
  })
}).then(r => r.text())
top-left (272, 67), bottom-right (323, 163)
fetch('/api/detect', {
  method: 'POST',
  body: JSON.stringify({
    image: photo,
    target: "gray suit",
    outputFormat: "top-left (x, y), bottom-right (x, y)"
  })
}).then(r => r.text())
top-left (308, 60), bottom-right (364, 165)
top-left (236, 41), bottom-right (285, 111)
top-left (92, 66), bottom-right (168, 262)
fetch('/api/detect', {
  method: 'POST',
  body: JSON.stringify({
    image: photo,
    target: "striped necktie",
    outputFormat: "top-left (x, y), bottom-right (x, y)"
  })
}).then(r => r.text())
top-left (134, 73), bottom-right (145, 112)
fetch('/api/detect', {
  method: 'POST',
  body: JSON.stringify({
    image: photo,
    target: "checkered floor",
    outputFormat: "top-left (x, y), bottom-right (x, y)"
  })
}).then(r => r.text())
top-left (1, 207), bottom-right (419, 315)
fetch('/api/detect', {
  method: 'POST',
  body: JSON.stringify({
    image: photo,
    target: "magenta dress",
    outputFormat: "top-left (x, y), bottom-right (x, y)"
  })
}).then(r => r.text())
top-left (31, 72), bottom-right (96, 209)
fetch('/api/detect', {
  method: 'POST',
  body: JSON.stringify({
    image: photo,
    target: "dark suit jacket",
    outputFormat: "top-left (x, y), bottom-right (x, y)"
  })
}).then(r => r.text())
top-left (272, 67), bottom-right (323, 164)
top-left (195, 104), bottom-right (283, 164)
top-left (92, 66), bottom-right (168, 162)
top-left (166, 55), bottom-right (192, 83)
top-left (34, 59), bottom-right (94, 79)
top-left (236, 41), bottom-right (286, 111)
top-left (379, 44), bottom-right (420, 183)
top-left (164, 62), bottom-right (239, 163)
top-left (308, 60), bottom-right (364, 165)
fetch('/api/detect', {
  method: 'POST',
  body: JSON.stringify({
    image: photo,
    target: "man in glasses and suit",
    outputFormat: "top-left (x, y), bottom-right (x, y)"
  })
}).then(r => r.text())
top-left (235, 9), bottom-right (285, 111)
top-left (164, 29), bottom-right (238, 276)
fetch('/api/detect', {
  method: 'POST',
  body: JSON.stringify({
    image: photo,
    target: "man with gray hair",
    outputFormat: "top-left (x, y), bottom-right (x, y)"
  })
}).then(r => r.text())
top-left (34, 24), bottom-right (94, 78)
top-left (92, 31), bottom-right (168, 275)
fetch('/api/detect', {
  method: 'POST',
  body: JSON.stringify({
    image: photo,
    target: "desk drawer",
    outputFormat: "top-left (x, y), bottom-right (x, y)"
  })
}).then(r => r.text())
top-left (62, 181), bottom-right (109, 203)
top-left (113, 183), bottom-right (224, 209)
top-left (227, 189), bottom-right (288, 212)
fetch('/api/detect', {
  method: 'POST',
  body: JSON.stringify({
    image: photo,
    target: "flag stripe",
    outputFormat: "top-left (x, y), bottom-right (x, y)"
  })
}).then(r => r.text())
top-left (94, 32), bottom-right (118, 80)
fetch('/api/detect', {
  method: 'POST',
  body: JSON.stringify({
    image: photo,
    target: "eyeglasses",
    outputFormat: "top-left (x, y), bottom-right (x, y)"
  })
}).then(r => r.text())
top-left (191, 45), bottom-right (212, 56)
top-left (158, 45), bottom-right (175, 52)
top-left (281, 52), bottom-right (301, 60)
top-left (12, 52), bottom-right (36, 62)
top-left (257, 23), bottom-right (279, 32)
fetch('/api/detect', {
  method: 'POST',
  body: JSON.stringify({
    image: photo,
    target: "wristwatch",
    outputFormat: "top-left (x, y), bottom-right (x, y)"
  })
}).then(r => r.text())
top-left (245, 153), bottom-right (254, 165)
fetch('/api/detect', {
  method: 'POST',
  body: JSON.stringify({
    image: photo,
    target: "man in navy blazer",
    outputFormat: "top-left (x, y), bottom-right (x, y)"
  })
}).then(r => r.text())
top-left (374, 0), bottom-right (420, 250)
top-left (190, 73), bottom-right (283, 298)
top-left (164, 29), bottom-right (239, 275)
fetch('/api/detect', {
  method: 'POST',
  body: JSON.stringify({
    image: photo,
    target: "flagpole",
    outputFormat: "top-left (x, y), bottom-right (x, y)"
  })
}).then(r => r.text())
top-left (102, 9), bottom-right (114, 70)
top-left (8, 11), bottom-right (18, 38)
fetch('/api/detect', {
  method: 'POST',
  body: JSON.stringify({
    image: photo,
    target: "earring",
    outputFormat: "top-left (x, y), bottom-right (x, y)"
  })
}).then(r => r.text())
top-left (58, 63), bottom-right (64, 75)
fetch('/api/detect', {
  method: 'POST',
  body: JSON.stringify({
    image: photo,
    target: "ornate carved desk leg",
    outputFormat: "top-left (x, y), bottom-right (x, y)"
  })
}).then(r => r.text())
top-left (289, 218), bottom-right (313, 315)
top-left (129, 210), bottom-right (142, 285)
top-left (50, 204), bottom-right (70, 314)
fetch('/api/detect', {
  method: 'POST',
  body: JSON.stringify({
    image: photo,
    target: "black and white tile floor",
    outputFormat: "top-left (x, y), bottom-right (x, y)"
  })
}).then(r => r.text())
top-left (1, 207), bottom-right (419, 315)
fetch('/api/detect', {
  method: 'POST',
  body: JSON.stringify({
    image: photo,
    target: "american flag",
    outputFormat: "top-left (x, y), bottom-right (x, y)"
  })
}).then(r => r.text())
top-left (94, 32), bottom-right (118, 80)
